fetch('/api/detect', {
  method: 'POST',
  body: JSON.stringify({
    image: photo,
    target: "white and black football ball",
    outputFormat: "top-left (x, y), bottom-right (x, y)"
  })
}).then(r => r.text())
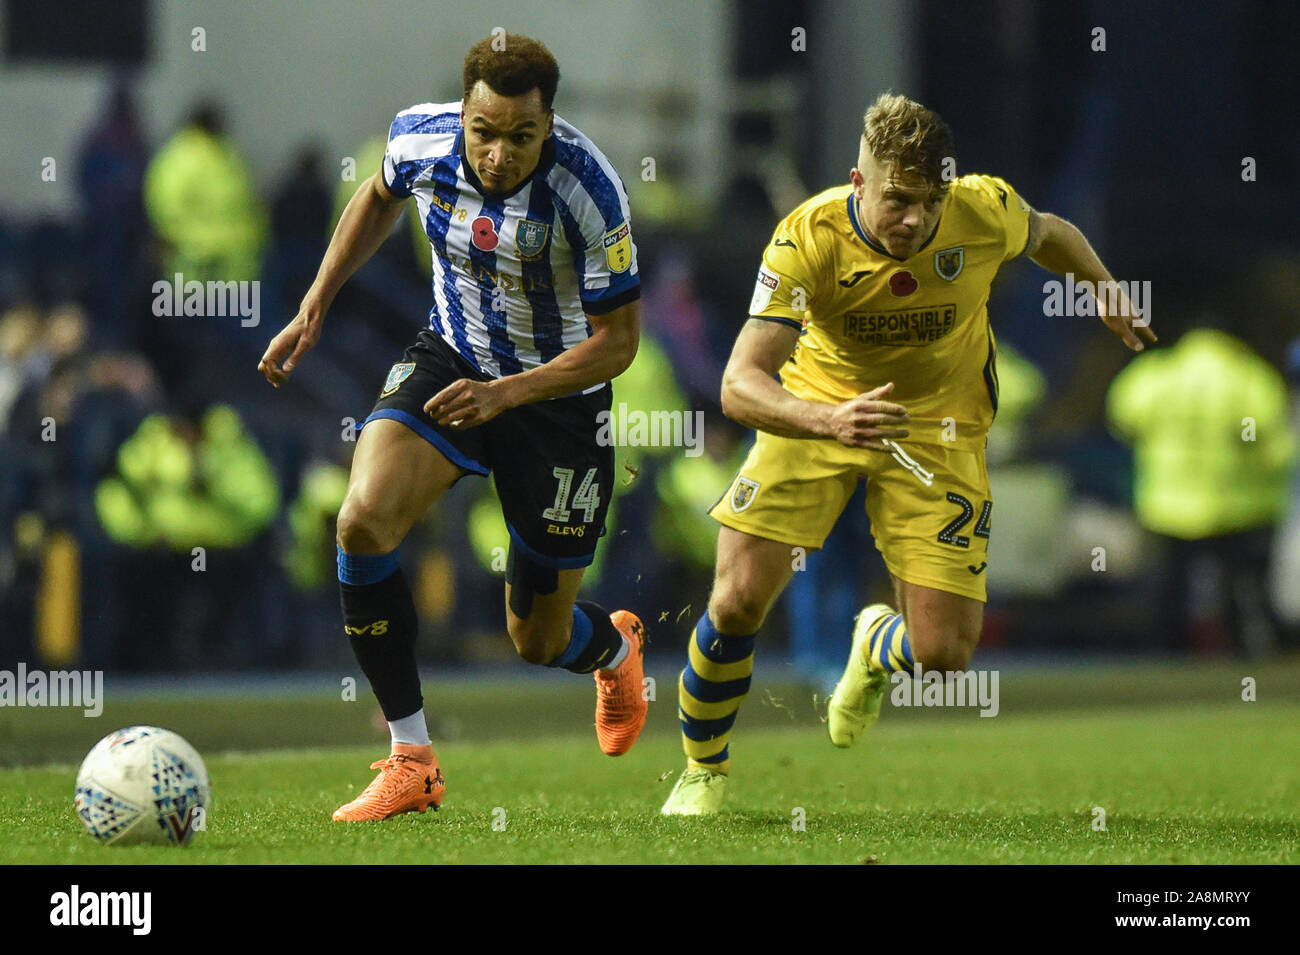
top-left (75, 726), bottom-right (210, 846)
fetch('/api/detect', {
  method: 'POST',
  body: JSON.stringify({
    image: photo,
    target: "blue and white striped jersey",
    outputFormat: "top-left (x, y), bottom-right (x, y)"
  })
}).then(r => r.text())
top-left (381, 100), bottom-right (639, 379)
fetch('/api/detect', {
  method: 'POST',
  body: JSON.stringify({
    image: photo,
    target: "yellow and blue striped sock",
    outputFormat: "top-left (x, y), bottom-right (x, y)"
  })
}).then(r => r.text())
top-left (677, 613), bottom-right (755, 776)
top-left (864, 611), bottom-right (915, 674)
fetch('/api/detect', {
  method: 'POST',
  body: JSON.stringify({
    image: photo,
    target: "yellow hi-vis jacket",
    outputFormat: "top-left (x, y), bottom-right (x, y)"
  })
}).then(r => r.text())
top-left (1107, 329), bottom-right (1296, 540)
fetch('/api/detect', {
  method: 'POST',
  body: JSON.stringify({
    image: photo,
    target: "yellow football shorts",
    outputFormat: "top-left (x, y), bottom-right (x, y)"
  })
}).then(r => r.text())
top-left (710, 431), bottom-right (993, 602)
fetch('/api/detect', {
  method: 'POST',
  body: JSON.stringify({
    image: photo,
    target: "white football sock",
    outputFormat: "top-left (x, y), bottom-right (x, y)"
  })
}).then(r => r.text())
top-left (388, 709), bottom-right (431, 747)
top-left (600, 635), bottom-right (630, 672)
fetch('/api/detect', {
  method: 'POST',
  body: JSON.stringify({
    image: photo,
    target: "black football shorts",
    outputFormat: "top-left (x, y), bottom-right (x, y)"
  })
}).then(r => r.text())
top-left (362, 329), bottom-right (613, 569)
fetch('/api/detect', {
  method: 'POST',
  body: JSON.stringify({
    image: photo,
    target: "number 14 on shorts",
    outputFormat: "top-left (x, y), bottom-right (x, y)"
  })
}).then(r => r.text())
top-left (544, 466), bottom-right (601, 535)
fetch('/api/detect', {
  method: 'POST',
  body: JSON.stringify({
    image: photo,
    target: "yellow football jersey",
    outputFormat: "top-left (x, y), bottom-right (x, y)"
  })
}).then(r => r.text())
top-left (748, 175), bottom-right (1031, 451)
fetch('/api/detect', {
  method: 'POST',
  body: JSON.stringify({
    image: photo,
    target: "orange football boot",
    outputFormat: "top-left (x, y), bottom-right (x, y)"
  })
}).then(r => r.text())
top-left (594, 611), bottom-right (648, 756)
top-left (332, 742), bottom-right (445, 821)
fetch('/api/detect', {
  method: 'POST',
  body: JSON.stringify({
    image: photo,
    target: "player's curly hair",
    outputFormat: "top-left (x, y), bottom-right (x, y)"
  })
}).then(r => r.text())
top-left (463, 33), bottom-right (560, 111)
top-left (862, 92), bottom-right (955, 193)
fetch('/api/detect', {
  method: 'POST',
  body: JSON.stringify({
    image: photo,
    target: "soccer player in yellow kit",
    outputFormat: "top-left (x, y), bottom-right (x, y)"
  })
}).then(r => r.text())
top-left (662, 93), bottom-right (1156, 814)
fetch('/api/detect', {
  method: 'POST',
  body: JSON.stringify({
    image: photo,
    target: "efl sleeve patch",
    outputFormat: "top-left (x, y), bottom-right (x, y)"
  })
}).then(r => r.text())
top-left (749, 267), bottom-right (780, 314)
top-left (603, 222), bottom-right (633, 273)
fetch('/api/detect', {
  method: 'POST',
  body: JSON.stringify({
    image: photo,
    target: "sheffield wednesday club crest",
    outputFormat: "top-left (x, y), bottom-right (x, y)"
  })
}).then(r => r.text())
top-left (515, 219), bottom-right (551, 260)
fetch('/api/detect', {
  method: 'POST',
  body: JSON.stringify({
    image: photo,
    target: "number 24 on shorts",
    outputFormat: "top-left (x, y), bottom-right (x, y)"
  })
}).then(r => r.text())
top-left (938, 492), bottom-right (991, 548)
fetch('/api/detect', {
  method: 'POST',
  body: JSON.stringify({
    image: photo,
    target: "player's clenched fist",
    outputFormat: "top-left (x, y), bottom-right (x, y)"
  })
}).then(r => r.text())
top-left (258, 311), bottom-right (322, 387)
top-left (424, 378), bottom-right (511, 429)
top-left (827, 381), bottom-right (909, 451)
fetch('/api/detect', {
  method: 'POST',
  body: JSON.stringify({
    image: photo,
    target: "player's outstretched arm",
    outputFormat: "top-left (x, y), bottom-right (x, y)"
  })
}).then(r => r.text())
top-left (720, 318), bottom-right (909, 450)
top-left (258, 173), bottom-right (407, 387)
top-left (423, 300), bottom-right (640, 429)
top-left (1024, 209), bottom-right (1158, 352)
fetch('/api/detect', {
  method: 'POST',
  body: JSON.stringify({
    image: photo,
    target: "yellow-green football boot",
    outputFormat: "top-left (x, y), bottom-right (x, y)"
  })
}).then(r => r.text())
top-left (660, 764), bottom-right (728, 816)
top-left (827, 604), bottom-right (894, 748)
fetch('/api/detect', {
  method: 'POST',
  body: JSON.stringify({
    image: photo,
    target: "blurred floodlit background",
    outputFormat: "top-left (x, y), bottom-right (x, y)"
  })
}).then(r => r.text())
top-left (1, 0), bottom-right (1298, 683)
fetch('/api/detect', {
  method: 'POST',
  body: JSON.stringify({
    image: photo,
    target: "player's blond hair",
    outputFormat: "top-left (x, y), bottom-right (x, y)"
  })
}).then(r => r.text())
top-left (861, 92), bottom-right (955, 194)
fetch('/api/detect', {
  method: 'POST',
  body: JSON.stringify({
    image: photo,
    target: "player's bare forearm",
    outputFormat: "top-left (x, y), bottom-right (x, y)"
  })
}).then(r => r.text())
top-left (259, 174), bottom-right (406, 386)
top-left (721, 318), bottom-right (909, 448)
top-left (424, 300), bottom-right (639, 427)
top-left (723, 359), bottom-right (832, 438)
top-left (304, 173), bottom-right (406, 315)
top-left (500, 300), bottom-right (639, 406)
top-left (722, 319), bottom-right (836, 437)
top-left (1027, 212), bottom-right (1112, 286)
top-left (1026, 210), bottom-right (1157, 350)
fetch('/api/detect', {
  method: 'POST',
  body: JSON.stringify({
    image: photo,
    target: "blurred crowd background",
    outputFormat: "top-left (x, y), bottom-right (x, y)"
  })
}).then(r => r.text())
top-left (2, 0), bottom-right (1298, 679)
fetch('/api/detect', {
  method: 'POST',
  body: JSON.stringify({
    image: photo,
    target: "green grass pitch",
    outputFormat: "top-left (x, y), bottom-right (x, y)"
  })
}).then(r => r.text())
top-left (1, 659), bottom-right (1298, 864)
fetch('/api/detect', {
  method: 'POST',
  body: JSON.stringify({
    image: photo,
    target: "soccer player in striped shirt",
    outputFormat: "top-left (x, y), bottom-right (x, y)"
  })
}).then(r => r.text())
top-left (259, 33), bottom-right (647, 821)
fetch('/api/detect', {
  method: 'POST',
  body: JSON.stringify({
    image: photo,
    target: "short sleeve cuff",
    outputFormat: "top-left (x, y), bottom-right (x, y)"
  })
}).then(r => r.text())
top-left (581, 283), bottom-right (640, 316)
top-left (382, 154), bottom-right (412, 198)
top-left (749, 313), bottom-right (803, 330)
